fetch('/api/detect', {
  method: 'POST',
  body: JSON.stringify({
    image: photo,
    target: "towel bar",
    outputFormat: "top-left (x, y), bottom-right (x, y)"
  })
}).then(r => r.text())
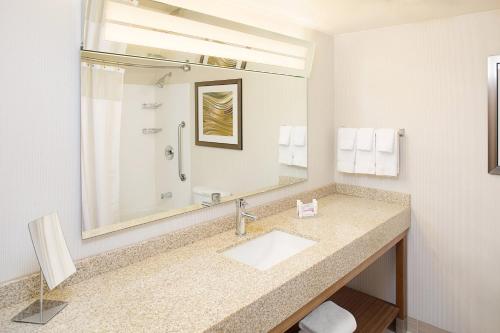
top-left (340, 127), bottom-right (405, 137)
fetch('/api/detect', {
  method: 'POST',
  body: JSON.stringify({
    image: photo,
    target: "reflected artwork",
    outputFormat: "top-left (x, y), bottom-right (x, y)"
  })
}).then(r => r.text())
top-left (195, 79), bottom-right (242, 150)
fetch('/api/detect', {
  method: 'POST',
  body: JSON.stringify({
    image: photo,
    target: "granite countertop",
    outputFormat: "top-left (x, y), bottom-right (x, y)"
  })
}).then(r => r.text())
top-left (0, 193), bottom-right (410, 333)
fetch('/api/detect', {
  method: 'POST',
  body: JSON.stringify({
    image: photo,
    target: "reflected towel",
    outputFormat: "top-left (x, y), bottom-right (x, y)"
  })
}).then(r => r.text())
top-left (292, 126), bottom-right (307, 146)
top-left (279, 146), bottom-right (293, 165)
top-left (299, 301), bottom-right (357, 333)
top-left (291, 126), bottom-right (307, 167)
top-left (292, 145), bottom-right (307, 168)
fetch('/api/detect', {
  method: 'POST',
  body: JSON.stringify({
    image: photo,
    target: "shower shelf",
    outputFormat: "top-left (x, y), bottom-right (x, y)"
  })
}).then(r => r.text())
top-left (142, 103), bottom-right (162, 110)
top-left (142, 128), bottom-right (162, 135)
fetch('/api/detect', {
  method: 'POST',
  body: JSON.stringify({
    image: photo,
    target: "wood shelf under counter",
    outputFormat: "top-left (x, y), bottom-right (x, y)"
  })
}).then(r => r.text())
top-left (285, 287), bottom-right (399, 333)
top-left (274, 231), bottom-right (408, 333)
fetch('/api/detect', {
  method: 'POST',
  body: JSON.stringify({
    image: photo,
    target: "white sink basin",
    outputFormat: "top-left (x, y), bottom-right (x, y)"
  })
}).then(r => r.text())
top-left (222, 230), bottom-right (317, 270)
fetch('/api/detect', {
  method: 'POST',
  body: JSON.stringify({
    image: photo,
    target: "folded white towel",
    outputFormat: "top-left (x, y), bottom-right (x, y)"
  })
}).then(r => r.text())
top-left (299, 301), bottom-right (357, 333)
top-left (356, 128), bottom-right (374, 151)
top-left (279, 125), bottom-right (292, 146)
top-left (376, 129), bottom-right (399, 176)
top-left (337, 128), bottom-right (357, 173)
top-left (376, 128), bottom-right (395, 153)
top-left (338, 128), bottom-right (357, 150)
top-left (292, 126), bottom-right (307, 146)
top-left (355, 128), bottom-right (375, 174)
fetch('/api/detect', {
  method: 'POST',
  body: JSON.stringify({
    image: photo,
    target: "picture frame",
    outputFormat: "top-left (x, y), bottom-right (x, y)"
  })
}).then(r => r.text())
top-left (195, 79), bottom-right (243, 150)
top-left (488, 55), bottom-right (500, 174)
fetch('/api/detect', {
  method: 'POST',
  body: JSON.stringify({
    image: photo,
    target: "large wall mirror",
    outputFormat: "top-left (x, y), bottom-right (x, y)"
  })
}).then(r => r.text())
top-left (80, 50), bottom-right (307, 238)
top-left (488, 55), bottom-right (500, 174)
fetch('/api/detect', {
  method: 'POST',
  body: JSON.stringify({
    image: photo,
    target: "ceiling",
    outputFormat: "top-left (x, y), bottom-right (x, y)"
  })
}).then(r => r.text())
top-left (232, 0), bottom-right (500, 35)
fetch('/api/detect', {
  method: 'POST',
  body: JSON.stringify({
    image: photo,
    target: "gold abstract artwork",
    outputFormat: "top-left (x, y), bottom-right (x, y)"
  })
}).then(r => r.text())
top-left (207, 57), bottom-right (238, 68)
top-left (202, 91), bottom-right (233, 136)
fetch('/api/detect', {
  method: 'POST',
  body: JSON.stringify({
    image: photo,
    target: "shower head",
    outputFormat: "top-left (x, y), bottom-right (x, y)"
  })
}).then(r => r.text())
top-left (155, 72), bottom-right (172, 88)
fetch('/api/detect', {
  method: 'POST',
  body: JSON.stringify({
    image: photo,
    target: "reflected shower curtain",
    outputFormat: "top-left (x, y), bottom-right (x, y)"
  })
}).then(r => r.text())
top-left (81, 62), bottom-right (124, 230)
top-left (83, 0), bottom-right (129, 54)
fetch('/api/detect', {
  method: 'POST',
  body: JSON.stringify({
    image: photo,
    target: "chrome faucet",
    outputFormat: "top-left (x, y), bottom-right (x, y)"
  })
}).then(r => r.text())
top-left (235, 198), bottom-right (257, 236)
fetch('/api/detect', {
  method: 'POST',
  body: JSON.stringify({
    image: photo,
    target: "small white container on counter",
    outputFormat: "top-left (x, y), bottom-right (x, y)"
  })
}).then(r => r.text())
top-left (297, 199), bottom-right (318, 218)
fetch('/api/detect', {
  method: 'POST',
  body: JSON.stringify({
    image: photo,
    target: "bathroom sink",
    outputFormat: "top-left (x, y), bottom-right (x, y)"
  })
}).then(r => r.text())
top-left (222, 230), bottom-right (317, 270)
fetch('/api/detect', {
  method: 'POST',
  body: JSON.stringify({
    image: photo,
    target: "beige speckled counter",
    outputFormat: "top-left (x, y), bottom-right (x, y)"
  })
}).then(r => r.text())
top-left (0, 193), bottom-right (410, 333)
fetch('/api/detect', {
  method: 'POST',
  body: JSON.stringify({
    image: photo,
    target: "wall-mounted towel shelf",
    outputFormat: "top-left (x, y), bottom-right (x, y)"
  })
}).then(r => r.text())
top-left (142, 103), bottom-right (162, 110)
top-left (142, 128), bottom-right (162, 134)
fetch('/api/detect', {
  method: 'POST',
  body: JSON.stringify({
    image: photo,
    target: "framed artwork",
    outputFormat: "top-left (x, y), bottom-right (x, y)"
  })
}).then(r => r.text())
top-left (195, 79), bottom-right (243, 150)
top-left (488, 55), bottom-right (500, 174)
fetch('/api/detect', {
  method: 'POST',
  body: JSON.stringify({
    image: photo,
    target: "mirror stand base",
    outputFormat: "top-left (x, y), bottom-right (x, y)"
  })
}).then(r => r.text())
top-left (12, 300), bottom-right (68, 325)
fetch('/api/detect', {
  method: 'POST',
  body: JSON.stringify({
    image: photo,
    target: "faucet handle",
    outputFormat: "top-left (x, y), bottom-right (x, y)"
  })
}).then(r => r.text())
top-left (237, 198), bottom-right (248, 208)
top-left (241, 212), bottom-right (257, 221)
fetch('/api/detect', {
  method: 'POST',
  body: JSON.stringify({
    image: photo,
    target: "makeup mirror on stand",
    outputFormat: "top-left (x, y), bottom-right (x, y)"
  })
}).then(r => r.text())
top-left (12, 213), bottom-right (76, 324)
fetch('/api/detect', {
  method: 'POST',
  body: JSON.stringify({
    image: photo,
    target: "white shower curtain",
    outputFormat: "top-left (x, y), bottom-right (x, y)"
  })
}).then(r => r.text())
top-left (81, 62), bottom-right (124, 231)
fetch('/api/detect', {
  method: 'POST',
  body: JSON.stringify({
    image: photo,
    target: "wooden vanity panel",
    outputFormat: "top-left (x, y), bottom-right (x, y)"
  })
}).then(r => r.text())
top-left (396, 235), bottom-right (407, 320)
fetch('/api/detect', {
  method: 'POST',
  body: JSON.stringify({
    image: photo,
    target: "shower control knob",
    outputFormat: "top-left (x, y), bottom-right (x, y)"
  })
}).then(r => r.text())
top-left (165, 146), bottom-right (174, 160)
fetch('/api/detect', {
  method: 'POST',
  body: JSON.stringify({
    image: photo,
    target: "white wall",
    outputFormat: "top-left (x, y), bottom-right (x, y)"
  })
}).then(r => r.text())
top-left (0, 0), bottom-right (334, 283)
top-left (334, 10), bottom-right (500, 332)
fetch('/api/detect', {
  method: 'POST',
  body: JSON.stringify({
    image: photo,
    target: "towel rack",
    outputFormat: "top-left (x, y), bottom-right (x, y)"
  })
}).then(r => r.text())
top-left (341, 127), bottom-right (405, 137)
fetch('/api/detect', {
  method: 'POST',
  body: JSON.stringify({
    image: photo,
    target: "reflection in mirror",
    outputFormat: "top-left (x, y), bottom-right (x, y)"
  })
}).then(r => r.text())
top-left (488, 56), bottom-right (500, 174)
top-left (82, 0), bottom-right (314, 77)
top-left (81, 51), bottom-right (307, 238)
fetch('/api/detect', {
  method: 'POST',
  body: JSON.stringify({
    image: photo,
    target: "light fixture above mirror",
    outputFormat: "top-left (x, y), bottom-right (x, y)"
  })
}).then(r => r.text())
top-left (82, 0), bottom-right (315, 77)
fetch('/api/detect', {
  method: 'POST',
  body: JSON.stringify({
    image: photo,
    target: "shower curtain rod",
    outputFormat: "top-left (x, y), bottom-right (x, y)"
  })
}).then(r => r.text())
top-left (81, 56), bottom-right (191, 71)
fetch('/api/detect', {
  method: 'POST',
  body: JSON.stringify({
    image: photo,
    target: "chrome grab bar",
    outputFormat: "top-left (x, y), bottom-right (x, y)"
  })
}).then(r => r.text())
top-left (178, 121), bottom-right (186, 181)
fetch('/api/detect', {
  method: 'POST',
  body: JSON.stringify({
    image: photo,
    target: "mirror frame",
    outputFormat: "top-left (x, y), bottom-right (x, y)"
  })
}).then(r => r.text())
top-left (488, 55), bottom-right (500, 174)
top-left (80, 51), bottom-right (308, 239)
